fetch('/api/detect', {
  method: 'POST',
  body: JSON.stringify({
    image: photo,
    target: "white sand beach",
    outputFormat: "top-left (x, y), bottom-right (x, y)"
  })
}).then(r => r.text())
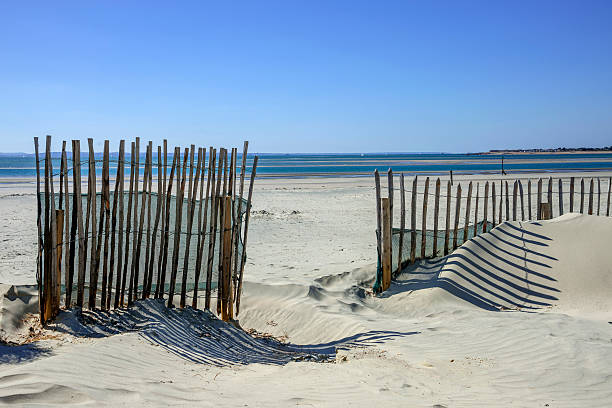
top-left (1, 172), bottom-right (612, 407)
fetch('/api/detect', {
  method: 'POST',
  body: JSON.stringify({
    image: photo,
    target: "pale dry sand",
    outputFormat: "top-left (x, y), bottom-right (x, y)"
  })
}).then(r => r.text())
top-left (1, 173), bottom-right (612, 407)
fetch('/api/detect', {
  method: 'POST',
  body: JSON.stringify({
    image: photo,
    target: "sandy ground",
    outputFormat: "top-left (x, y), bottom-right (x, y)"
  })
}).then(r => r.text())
top-left (1, 172), bottom-right (612, 407)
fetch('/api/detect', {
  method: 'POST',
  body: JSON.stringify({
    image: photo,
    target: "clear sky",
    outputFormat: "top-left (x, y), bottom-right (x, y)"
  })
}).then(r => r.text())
top-left (1, 1), bottom-right (611, 153)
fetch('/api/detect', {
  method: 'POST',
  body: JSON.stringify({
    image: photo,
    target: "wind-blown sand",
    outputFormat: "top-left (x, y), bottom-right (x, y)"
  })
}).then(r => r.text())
top-left (1, 173), bottom-right (612, 407)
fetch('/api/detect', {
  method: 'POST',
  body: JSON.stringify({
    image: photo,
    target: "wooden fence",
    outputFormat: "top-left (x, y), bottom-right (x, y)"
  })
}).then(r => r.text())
top-left (373, 169), bottom-right (612, 293)
top-left (35, 136), bottom-right (258, 324)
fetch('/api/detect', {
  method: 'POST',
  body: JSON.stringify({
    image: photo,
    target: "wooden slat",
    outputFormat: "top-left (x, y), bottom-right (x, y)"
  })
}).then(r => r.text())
top-left (453, 183), bottom-right (461, 249)
top-left (420, 177), bottom-right (429, 259)
top-left (155, 140), bottom-right (168, 298)
top-left (444, 180), bottom-right (451, 255)
top-left (527, 180), bottom-right (532, 221)
top-left (168, 147), bottom-right (188, 308)
top-left (34, 138), bottom-right (43, 318)
top-left (48, 135), bottom-right (59, 320)
top-left (498, 181), bottom-right (503, 225)
top-left (432, 178), bottom-right (440, 257)
top-left (142, 143), bottom-right (153, 299)
top-left (73, 141), bottom-right (85, 308)
top-left (463, 181), bottom-right (472, 243)
top-left (217, 149), bottom-right (229, 315)
top-left (112, 141), bottom-right (125, 309)
top-left (397, 173), bottom-right (405, 272)
top-left (580, 178), bottom-right (585, 214)
top-left (519, 180), bottom-right (525, 221)
top-left (410, 176), bottom-right (417, 263)
top-left (128, 137), bottom-right (141, 303)
top-left (473, 183), bottom-right (479, 237)
top-left (158, 147), bottom-right (177, 300)
top-left (231, 143), bottom-right (248, 302)
top-left (100, 141), bottom-right (111, 310)
top-left (220, 196), bottom-right (232, 320)
top-left (87, 138), bottom-right (98, 309)
top-left (512, 181), bottom-right (517, 221)
top-left (205, 148), bottom-right (221, 310)
top-left (387, 169), bottom-right (393, 267)
top-left (505, 181), bottom-right (509, 221)
top-left (59, 141), bottom-right (65, 210)
top-left (42, 137), bottom-right (50, 321)
top-left (108, 141), bottom-right (123, 308)
top-left (597, 178), bottom-right (601, 216)
top-left (381, 198), bottom-right (391, 292)
top-left (236, 155), bottom-right (258, 316)
top-left (483, 182), bottom-right (489, 233)
top-left (558, 179), bottom-right (564, 216)
top-left (120, 142), bottom-right (136, 307)
top-left (374, 170), bottom-right (382, 277)
top-left (132, 141), bottom-right (150, 301)
top-left (192, 146), bottom-right (216, 309)
top-left (144, 145), bottom-right (162, 298)
top-left (606, 177), bottom-right (612, 217)
top-left (491, 181), bottom-right (496, 227)
top-left (537, 179), bottom-right (543, 220)
top-left (181, 146), bottom-right (202, 308)
top-left (547, 177), bottom-right (553, 218)
top-left (588, 178), bottom-right (594, 215)
top-left (55, 210), bottom-right (63, 314)
top-left (61, 147), bottom-right (70, 308)
top-left (570, 177), bottom-right (575, 213)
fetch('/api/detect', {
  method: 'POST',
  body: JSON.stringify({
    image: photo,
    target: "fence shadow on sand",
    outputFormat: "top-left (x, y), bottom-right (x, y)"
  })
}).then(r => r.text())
top-left (384, 221), bottom-right (560, 311)
top-left (48, 299), bottom-right (417, 367)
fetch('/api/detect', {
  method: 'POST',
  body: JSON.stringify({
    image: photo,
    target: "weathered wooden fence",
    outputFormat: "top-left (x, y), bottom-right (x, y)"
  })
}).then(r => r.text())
top-left (35, 136), bottom-right (258, 324)
top-left (373, 169), bottom-right (612, 293)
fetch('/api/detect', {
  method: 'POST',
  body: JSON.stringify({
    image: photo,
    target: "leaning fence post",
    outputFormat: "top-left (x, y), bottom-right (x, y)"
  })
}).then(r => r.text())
top-left (444, 180), bottom-right (451, 255)
top-left (34, 138), bottom-right (44, 320)
top-left (420, 177), bottom-right (429, 259)
top-left (498, 181), bottom-right (503, 225)
top-left (483, 181), bottom-right (489, 233)
top-left (236, 155), bottom-right (258, 315)
top-left (597, 178), bottom-right (601, 216)
top-left (580, 178), bottom-right (585, 214)
top-left (558, 179), bottom-right (563, 216)
top-left (570, 177), bottom-right (575, 213)
top-left (381, 197), bottom-right (392, 292)
top-left (588, 178), bottom-right (594, 215)
top-left (547, 177), bottom-right (553, 218)
top-left (527, 180), bottom-right (532, 221)
top-left (453, 183), bottom-right (462, 250)
top-left (463, 181), bottom-right (472, 244)
top-left (387, 169), bottom-right (393, 268)
top-left (505, 181), bottom-right (509, 221)
top-left (397, 173), bottom-right (405, 273)
top-left (491, 181), bottom-right (496, 227)
top-left (607, 177), bottom-right (611, 217)
top-left (432, 178), bottom-right (440, 257)
top-left (113, 141), bottom-right (126, 309)
top-left (537, 179), bottom-right (543, 220)
top-left (410, 176), bottom-right (417, 264)
top-left (473, 183), bottom-right (479, 237)
top-left (512, 181), bottom-right (517, 221)
top-left (519, 180), bottom-right (525, 221)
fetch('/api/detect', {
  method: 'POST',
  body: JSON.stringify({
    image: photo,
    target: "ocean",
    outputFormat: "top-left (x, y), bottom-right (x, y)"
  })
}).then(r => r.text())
top-left (1, 152), bottom-right (612, 178)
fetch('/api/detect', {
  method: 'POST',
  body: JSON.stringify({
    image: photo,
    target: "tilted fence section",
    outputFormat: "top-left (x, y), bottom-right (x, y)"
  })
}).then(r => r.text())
top-left (35, 136), bottom-right (258, 324)
top-left (373, 169), bottom-right (612, 293)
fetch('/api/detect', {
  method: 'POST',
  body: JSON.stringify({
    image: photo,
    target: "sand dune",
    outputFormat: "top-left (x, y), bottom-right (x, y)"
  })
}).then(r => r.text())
top-left (1, 176), bottom-right (612, 406)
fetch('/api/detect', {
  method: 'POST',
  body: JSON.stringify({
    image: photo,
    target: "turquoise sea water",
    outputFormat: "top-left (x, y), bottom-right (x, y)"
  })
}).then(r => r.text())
top-left (2, 152), bottom-right (612, 178)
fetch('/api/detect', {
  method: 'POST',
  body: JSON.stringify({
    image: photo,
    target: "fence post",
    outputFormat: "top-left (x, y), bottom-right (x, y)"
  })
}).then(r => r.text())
top-left (421, 177), bottom-right (429, 259)
top-left (527, 180), bottom-right (532, 220)
top-left (588, 178), bottom-right (594, 215)
top-left (444, 180), bottom-right (451, 255)
top-left (558, 179), bottom-right (563, 216)
top-left (537, 179), bottom-right (543, 220)
top-left (410, 177), bottom-right (417, 264)
top-left (512, 181), bottom-right (517, 221)
top-left (483, 182), bottom-right (489, 233)
top-left (580, 178), bottom-right (585, 214)
top-left (473, 183), bottom-right (479, 237)
top-left (397, 174), bottom-right (405, 273)
top-left (570, 177), bottom-right (575, 213)
top-left (453, 184), bottom-right (461, 250)
top-left (381, 197), bottom-right (392, 292)
top-left (432, 178), bottom-right (440, 257)
top-left (463, 182), bottom-right (472, 244)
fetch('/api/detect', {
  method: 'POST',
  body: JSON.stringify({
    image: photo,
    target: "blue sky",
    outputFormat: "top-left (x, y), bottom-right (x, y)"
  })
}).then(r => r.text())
top-left (1, 1), bottom-right (611, 153)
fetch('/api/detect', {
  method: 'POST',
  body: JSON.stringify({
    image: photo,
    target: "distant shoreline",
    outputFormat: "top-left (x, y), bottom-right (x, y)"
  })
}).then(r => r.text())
top-left (474, 148), bottom-right (612, 156)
